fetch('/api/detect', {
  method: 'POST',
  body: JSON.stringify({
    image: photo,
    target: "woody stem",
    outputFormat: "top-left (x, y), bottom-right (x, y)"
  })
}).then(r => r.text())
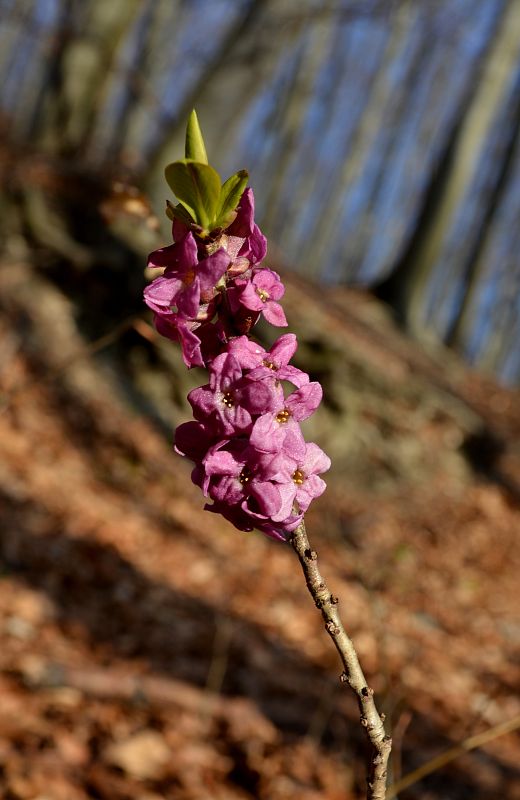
top-left (290, 519), bottom-right (392, 800)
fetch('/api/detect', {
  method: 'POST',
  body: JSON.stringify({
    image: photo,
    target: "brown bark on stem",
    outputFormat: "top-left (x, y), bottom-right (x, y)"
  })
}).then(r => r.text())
top-left (290, 519), bottom-right (392, 800)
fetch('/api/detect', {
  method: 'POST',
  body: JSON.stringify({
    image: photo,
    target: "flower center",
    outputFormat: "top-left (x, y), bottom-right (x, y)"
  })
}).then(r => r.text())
top-left (263, 359), bottom-right (276, 370)
top-left (222, 391), bottom-right (234, 408)
top-left (276, 408), bottom-right (291, 424)
top-left (256, 288), bottom-right (269, 302)
top-left (239, 466), bottom-right (252, 484)
top-left (292, 469), bottom-right (305, 485)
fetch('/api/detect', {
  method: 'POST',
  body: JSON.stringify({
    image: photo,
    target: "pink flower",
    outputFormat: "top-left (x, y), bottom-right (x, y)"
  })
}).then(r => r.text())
top-left (226, 336), bottom-right (266, 369)
top-left (174, 421), bottom-right (218, 462)
top-left (248, 333), bottom-right (308, 387)
top-left (225, 189), bottom-right (267, 269)
top-left (276, 442), bottom-right (331, 516)
top-left (249, 382), bottom-right (323, 460)
top-left (145, 233), bottom-right (229, 319)
top-left (143, 152), bottom-right (331, 540)
top-left (188, 352), bottom-right (282, 436)
top-left (154, 314), bottom-right (205, 368)
top-left (291, 443), bottom-right (331, 512)
top-left (228, 268), bottom-right (288, 327)
top-left (202, 439), bottom-right (296, 525)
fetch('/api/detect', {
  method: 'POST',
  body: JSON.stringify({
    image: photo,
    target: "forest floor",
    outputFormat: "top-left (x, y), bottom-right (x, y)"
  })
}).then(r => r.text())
top-left (0, 260), bottom-right (519, 800)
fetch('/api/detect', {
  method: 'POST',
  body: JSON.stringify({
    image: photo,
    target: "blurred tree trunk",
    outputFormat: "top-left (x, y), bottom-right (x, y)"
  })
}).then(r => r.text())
top-left (382, 2), bottom-right (519, 346)
top-left (1, 0), bottom-right (519, 382)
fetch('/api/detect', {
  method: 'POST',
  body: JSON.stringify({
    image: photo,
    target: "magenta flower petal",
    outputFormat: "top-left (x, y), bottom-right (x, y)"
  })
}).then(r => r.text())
top-left (269, 482), bottom-right (297, 522)
top-left (176, 280), bottom-right (200, 318)
top-left (285, 382), bottom-right (323, 421)
top-left (239, 376), bottom-right (282, 415)
top-left (153, 314), bottom-right (204, 368)
top-left (225, 190), bottom-right (267, 267)
top-left (257, 511), bottom-right (303, 541)
top-left (280, 424), bottom-right (306, 461)
top-left (147, 243), bottom-right (178, 270)
top-left (227, 336), bottom-right (266, 369)
top-left (252, 269), bottom-right (285, 301)
top-left (296, 475), bottom-right (327, 513)
top-left (173, 321), bottom-right (204, 367)
top-left (172, 219), bottom-right (189, 241)
top-left (269, 333), bottom-right (297, 365)
top-left (148, 233), bottom-right (197, 272)
top-left (246, 224), bottom-right (267, 264)
top-left (204, 448), bottom-right (242, 478)
top-left (246, 334), bottom-right (308, 387)
top-left (209, 353), bottom-right (242, 391)
top-left (248, 481), bottom-right (283, 518)
top-left (196, 249), bottom-right (230, 297)
top-left (301, 442), bottom-right (332, 476)
top-left (262, 301), bottom-right (287, 326)
top-left (223, 235), bottom-right (247, 262)
top-left (256, 525), bottom-right (289, 542)
top-left (276, 365), bottom-right (309, 387)
top-left (189, 352), bottom-right (261, 436)
top-left (231, 270), bottom-right (288, 326)
top-left (227, 188), bottom-right (255, 238)
top-left (174, 421), bottom-right (215, 461)
top-left (209, 475), bottom-right (245, 506)
top-left (249, 413), bottom-right (286, 453)
top-left (143, 275), bottom-right (183, 313)
top-left (152, 312), bottom-right (179, 342)
top-left (187, 385), bottom-right (215, 418)
top-left (249, 413), bottom-right (306, 461)
top-left (231, 279), bottom-right (263, 312)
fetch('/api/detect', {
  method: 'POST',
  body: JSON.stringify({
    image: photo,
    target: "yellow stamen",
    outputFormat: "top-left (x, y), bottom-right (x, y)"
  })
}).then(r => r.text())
top-left (239, 467), bottom-right (252, 484)
top-left (292, 469), bottom-right (305, 485)
top-left (276, 409), bottom-right (291, 424)
top-left (222, 391), bottom-right (234, 408)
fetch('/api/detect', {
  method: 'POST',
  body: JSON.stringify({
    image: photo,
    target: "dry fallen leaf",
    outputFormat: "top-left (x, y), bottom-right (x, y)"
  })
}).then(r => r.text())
top-left (104, 730), bottom-right (171, 780)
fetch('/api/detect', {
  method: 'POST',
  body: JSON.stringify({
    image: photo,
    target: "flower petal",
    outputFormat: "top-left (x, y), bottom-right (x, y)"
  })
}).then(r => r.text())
top-left (262, 301), bottom-right (287, 327)
top-left (148, 233), bottom-right (197, 273)
top-left (144, 275), bottom-right (182, 312)
top-left (285, 382), bottom-right (322, 421)
top-left (268, 334), bottom-right (297, 367)
top-left (197, 249), bottom-right (230, 296)
top-left (176, 281), bottom-right (200, 318)
top-left (301, 442), bottom-right (331, 476)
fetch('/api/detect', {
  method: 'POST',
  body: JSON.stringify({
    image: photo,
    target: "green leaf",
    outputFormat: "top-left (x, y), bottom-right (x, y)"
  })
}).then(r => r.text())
top-left (185, 110), bottom-right (208, 164)
top-left (165, 159), bottom-right (221, 230)
top-left (213, 209), bottom-right (238, 231)
top-left (217, 169), bottom-right (248, 228)
top-left (165, 199), bottom-right (195, 225)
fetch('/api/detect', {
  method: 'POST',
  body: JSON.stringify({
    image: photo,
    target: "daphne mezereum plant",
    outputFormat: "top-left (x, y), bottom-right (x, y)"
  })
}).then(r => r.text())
top-left (143, 111), bottom-right (392, 800)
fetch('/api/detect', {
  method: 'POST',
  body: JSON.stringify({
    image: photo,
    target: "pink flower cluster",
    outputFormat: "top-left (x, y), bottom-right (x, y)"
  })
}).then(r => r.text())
top-left (144, 189), bottom-right (330, 541)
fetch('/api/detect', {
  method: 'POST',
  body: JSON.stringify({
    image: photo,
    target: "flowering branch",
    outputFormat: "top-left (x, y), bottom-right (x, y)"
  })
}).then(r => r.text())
top-left (143, 110), bottom-right (391, 798)
top-left (291, 519), bottom-right (392, 800)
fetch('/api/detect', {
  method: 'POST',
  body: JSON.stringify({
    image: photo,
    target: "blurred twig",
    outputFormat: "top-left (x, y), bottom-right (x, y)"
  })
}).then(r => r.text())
top-left (204, 613), bottom-right (234, 697)
top-left (387, 713), bottom-right (520, 798)
top-left (0, 314), bottom-right (143, 412)
top-left (389, 708), bottom-right (412, 787)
